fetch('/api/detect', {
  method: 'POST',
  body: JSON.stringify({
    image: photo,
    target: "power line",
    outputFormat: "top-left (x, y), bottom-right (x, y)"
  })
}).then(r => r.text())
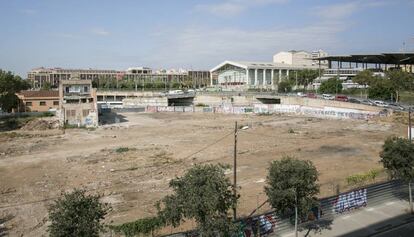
top-left (180, 131), bottom-right (233, 160)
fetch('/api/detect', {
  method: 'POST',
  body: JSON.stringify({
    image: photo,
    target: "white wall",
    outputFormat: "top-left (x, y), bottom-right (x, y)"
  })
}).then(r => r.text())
top-left (273, 52), bottom-right (292, 64)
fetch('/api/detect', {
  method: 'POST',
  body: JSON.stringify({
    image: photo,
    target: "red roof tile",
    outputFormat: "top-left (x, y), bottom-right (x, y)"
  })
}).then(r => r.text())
top-left (17, 90), bottom-right (59, 98)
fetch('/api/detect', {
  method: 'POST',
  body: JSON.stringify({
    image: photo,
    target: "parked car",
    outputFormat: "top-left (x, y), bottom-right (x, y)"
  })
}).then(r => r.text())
top-left (348, 98), bottom-right (361, 104)
top-left (373, 100), bottom-right (388, 107)
top-left (361, 99), bottom-right (374, 106)
top-left (297, 92), bottom-right (306, 97)
top-left (387, 102), bottom-right (404, 111)
top-left (168, 90), bottom-right (184, 95)
top-left (335, 95), bottom-right (349, 102)
top-left (186, 89), bottom-right (195, 93)
top-left (322, 94), bottom-right (335, 100)
top-left (306, 93), bottom-right (317, 99)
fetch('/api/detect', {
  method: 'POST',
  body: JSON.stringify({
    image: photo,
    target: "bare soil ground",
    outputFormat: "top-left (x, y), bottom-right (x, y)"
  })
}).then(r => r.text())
top-left (0, 112), bottom-right (405, 236)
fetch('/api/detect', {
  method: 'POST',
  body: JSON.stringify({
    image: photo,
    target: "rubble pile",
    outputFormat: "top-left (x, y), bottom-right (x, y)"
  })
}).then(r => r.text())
top-left (20, 119), bottom-right (60, 131)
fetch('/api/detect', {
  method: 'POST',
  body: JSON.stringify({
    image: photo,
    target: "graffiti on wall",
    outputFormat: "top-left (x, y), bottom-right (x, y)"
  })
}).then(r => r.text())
top-left (85, 117), bottom-right (93, 125)
top-left (254, 104), bottom-right (379, 120)
top-left (144, 104), bottom-right (380, 120)
top-left (333, 188), bottom-right (367, 214)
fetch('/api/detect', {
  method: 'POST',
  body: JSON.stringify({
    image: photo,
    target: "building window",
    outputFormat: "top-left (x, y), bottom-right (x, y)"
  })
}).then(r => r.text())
top-left (39, 101), bottom-right (46, 106)
top-left (84, 86), bottom-right (89, 92)
top-left (53, 101), bottom-right (59, 106)
top-left (82, 109), bottom-right (89, 117)
top-left (26, 102), bottom-right (32, 106)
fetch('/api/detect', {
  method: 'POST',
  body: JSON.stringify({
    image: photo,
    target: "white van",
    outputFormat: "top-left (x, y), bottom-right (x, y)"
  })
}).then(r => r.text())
top-left (322, 94), bottom-right (334, 100)
top-left (168, 90), bottom-right (184, 95)
top-left (373, 100), bottom-right (388, 107)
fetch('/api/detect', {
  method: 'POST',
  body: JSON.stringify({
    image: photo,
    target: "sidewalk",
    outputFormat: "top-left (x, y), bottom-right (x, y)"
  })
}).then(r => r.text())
top-left (278, 199), bottom-right (414, 237)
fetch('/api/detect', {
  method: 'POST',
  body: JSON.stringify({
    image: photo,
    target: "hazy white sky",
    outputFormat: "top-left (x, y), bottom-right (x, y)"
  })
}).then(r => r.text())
top-left (1, 0), bottom-right (414, 76)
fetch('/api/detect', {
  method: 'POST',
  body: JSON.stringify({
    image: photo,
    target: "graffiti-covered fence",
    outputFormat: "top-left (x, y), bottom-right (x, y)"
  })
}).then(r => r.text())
top-left (142, 104), bottom-right (382, 120)
top-left (164, 180), bottom-right (408, 237)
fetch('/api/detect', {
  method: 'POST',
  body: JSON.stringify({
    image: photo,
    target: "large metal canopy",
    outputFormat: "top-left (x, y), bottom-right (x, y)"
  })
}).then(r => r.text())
top-left (316, 52), bottom-right (414, 65)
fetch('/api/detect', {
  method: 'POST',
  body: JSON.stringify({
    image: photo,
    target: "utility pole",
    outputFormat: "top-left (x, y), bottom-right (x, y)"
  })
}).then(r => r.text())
top-left (294, 188), bottom-right (298, 237)
top-left (233, 121), bottom-right (238, 221)
top-left (409, 107), bottom-right (413, 214)
top-left (409, 107), bottom-right (412, 142)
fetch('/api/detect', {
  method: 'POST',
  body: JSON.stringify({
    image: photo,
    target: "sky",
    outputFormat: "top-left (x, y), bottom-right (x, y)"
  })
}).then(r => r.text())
top-left (1, 0), bottom-right (414, 77)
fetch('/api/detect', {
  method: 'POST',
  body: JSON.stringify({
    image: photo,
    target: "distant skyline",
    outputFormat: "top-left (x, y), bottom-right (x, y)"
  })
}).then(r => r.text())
top-left (1, 0), bottom-right (414, 77)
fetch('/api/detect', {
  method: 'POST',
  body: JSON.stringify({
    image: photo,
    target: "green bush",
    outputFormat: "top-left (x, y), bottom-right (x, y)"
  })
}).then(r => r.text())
top-left (110, 217), bottom-right (163, 237)
top-left (115, 147), bottom-right (129, 153)
top-left (195, 103), bottom-right (208, 107)
top-left (48, 189), bottom-right (110, 237)
top-left (346, 169), bottom-right (382, 186)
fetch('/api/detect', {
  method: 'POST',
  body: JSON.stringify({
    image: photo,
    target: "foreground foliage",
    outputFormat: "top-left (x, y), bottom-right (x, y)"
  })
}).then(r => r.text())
top-left (380, 137), bottom-right (414, 182)
top-left (157, 164), bottom-right (238, 237)
top-left (48, 189), bottom-right (110, 237)
top-left (265, 157), bottom-right (319, 219)
top-left (380, 137), bottom-right (414, 212)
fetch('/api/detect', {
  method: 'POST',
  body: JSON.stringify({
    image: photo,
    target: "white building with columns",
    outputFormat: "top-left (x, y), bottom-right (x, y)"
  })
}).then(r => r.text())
top-left (210, 61), bottom-right (319, 90)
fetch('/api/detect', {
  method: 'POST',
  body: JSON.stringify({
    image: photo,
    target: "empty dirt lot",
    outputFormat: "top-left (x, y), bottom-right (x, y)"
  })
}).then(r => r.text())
top-left (0, 112), bottom-right (405, 236)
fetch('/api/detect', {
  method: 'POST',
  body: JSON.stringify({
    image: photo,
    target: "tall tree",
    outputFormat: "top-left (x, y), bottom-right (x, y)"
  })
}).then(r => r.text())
top-left (380, 137), bottom-right (414, 213)
top-left (353, 70), bottom-right (377, 86)
top-left (297, 69), bottom-right (320, 88)
top-left (318, 78), bottom-right (342, 94)
top-left (265, 157), bottom-right (319, 237)
top-left (368, 79), bottom-right (395, 101)
top-left (48, 189), bottom-right (110, 237)
top-left (157, 164), bottom-right (238, 237)
top-left (0, 70), bottom-right (30, 112)
top-left (386, 70), bottom-right (414, 102)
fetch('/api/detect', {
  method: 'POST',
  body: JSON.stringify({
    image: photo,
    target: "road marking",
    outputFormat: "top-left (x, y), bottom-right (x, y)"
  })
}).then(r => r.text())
top-left (366, 207), bottom-right (375, 211)
top-left (385, 201), bottom-right (395, 206)
top-left (341, 215), bottom-right (351, 220)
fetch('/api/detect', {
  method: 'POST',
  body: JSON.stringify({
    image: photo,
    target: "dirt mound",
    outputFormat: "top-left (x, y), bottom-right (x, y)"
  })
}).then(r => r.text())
top-left (20, 119), bottom-right (60, 131)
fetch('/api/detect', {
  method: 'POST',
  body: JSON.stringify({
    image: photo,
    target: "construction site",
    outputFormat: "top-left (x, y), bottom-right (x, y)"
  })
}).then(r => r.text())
top-left (0, 109), bottom-right (407, 236)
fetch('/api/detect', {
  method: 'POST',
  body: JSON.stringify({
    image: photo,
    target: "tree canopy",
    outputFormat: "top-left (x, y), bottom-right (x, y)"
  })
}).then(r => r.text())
top-left (386, 70), bottom-right (414, 102)
top-left (278, 81), bottom-right (292, 93)
top-left (156, 164), bottom-right (238, 237)
top-left (318, 78), bottom-right (342, 94)
top-left (265, 157), bottom-right (319, 219)
top-left (380, 137), bottom-right (414, 182)
top-left (353, 70), bottom-right (377, 86)
top-left (48, 189), bottom-right (110, 237)
top-left (0, 70), bottom-right (31, 112)
top-left (296, 69), bottom-right (320, 87)
top-left (367, 79), bottom-right (395, 101)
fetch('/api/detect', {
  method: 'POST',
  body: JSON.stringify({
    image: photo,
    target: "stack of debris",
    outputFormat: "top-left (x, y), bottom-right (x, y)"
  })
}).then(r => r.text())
top-left (20, 119), bottom-right (60, 131)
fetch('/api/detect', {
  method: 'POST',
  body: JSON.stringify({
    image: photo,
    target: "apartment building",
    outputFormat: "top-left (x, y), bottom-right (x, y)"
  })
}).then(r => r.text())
top-left (28, 67), bottom-right (122, 89)
top-left (28, 67), bottom-right (211, 89)
top-left (58, 80), bottom-right (98, 127)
